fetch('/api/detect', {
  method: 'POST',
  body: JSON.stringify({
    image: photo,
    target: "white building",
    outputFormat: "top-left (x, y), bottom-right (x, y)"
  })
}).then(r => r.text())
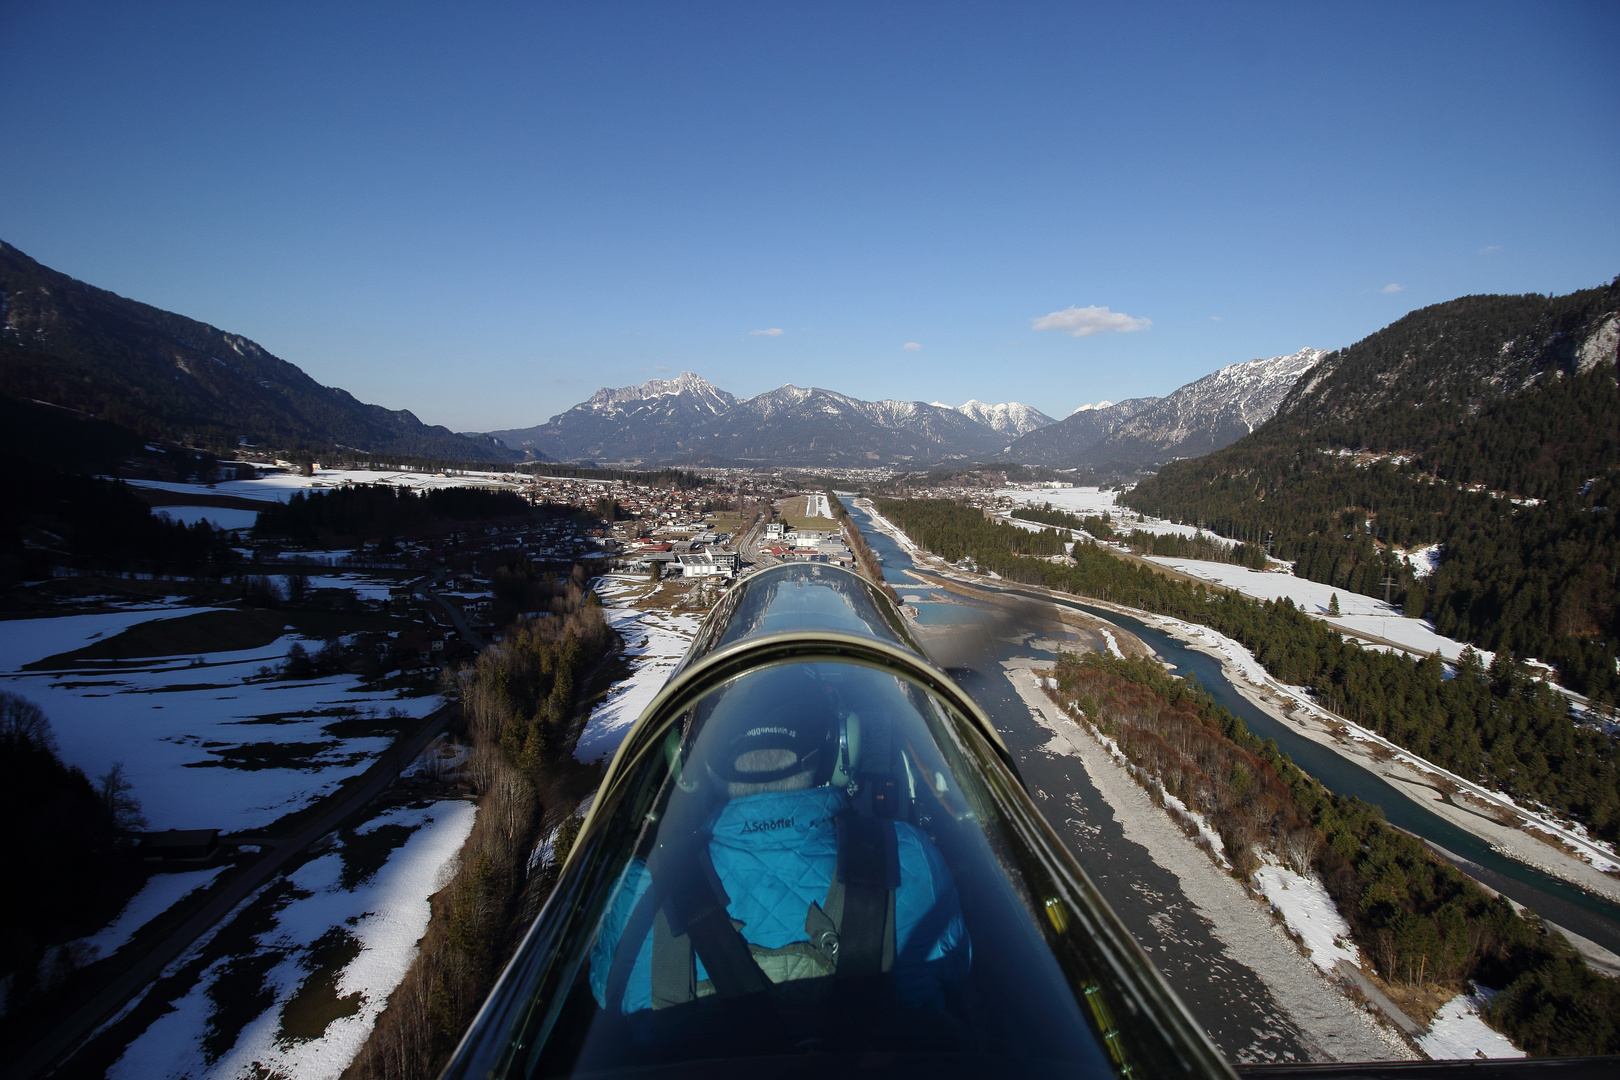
top-left (676, 551), bottom-right (740, 579)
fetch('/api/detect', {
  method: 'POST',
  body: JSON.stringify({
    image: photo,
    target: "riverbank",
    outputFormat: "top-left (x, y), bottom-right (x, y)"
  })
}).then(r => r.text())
top-left (1104, 604), bottom-right (1620, 909)
top-left (852, 498), bottom-right (1620, 972)
top-left (1003, 661), bottom-right (1415, 1062)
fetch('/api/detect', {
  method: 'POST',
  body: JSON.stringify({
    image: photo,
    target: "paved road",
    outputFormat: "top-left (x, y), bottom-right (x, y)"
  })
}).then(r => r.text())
top-left (734, 516), bottom-right (778, 569)
top-left (419, 578), bottom-right (487, 649)
top-left (6, 703), bottom-right (455, 1080)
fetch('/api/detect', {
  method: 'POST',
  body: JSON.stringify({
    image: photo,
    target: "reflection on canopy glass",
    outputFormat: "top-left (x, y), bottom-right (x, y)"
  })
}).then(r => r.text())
top-left (444, 566), bottom-right (1228, 1080)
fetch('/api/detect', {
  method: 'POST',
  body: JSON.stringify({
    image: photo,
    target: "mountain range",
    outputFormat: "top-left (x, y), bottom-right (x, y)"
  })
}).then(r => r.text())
top-left (1002, 348), bottom-right (1325, 467)
top-left (931, 399), bottom-right (1054, 437)
top-left (0, 239), bottom-right (1326, 472)
top-left (481, 376), bottom-right (1025, 467)
top-left (480, 353), bottom-right (1322, 470)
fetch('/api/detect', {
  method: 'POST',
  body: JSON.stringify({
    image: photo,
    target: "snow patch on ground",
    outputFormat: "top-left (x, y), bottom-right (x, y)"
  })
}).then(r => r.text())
top-left (995, 486), bottom-right (1202, 538)
top-left (108, 800), bottom-right (476, 1080)
top-left (0, 606), bottom-right (218, 669)
top-left (126, 466), bottom-right (527, 506)
top-left (2, 622), bottom-right (442, 831)
top-left (1418, 990), bottom-right (1525, 1060)
top-left (1404, 544), bottom-right (1442, 580)
top-left (574, 576), bottom-right (702, 763)
top-left (74, 867), bottom-right (226, 963)
top-left (295, 574), bottom-right (402, 602)
top-left (1098, 627), bottom-right (1126, 659)
top-left (1144, 556), bottom-right (1486, 665)
top-left (1252, 862), bottom-right (1361, 975)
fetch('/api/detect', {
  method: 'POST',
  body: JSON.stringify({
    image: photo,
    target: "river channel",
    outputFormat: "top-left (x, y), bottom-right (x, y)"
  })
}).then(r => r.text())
top-left (845, 504), bottom-right (1318, 1061)
top-left (841, 503), bottom-right (1620, 962)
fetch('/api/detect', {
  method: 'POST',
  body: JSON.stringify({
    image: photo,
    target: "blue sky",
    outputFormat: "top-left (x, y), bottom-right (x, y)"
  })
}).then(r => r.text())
top-left (2, 2), bottom-right (1616, 431)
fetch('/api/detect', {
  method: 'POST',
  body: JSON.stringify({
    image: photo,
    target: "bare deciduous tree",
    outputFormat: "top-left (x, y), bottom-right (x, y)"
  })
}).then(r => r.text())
top-left (0, 691), bottom-right (54, 751)
top-left (1282, 826), bottom-right (1321, 875)
top-left (98, 761), bottom-right (148, 831)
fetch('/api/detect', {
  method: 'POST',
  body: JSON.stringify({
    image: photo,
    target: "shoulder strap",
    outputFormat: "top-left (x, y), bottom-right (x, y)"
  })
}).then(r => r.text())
top-left (604, 881), bottom-right (662, 1012)
top-left (832, 815), bottom-right (898, 978)
top-left (665, 838), bottom-right (772, 998)
top-left (650, 907), bottom-right (693, 1009)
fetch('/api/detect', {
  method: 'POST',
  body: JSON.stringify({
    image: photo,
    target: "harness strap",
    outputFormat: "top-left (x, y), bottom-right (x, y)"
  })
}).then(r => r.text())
top-left (833, 815), bottom-right (898, 977)
top-left (632, 813), bottom-right (900, 1011)
top-left (665, 840), bottom-right (772, 999)
top-left (604, 881), bottom-right (662, 1012)
top-left (649, 907), bottom-right (692, 1009)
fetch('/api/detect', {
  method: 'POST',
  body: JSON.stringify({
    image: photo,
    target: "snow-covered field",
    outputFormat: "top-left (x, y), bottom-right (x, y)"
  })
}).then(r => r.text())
top-left (294, 574), bottom-right (403, 603)
top-left (996, 486), bottom-right (1202, 538)
top-left (127, 466), bottom-right (524, 506)
top-left (106, 800), bottom-right (476, 1079)
top-left (1, 607), bottom-right (440, 831)
top-left (1418, 990), bottom-right (1525, 1060)
top-left (1252, 862), bottom-right (1361, 975)
top-left (1142, 556), bottom-right (1484, 664)
top-left (998, 489), bottom-right (1490, 665)
top-left (573, 575), bottom-right (702, 763)
top-left (0, 607), bottom-right (216, 667)
top-left (74, 866), bottom-right (226, 964)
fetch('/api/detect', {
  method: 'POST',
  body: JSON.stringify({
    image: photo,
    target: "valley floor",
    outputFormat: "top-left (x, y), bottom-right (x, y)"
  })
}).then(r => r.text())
top-left (852, 496), bottom-right (1619, 1059)
top-left (987, 489), bottom-right (1620, 893)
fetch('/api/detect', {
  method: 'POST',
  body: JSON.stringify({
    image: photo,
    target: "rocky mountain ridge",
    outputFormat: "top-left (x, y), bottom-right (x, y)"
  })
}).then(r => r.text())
top-left (930, 398), bottom-right (1055, 437)
top-left (485, 374), bottom-right (1012, 467)
top-left (1004, 348), bottom-right (1324, 467)
top-left (487, 352), bottom-right (1323, 469)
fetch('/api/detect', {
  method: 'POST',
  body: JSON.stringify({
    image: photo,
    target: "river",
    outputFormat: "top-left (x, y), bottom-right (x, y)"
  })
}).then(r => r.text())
top-left (846, 503), bottom-right (1317, 1061)
top-left (841, 503), bottom-right (1620, 962)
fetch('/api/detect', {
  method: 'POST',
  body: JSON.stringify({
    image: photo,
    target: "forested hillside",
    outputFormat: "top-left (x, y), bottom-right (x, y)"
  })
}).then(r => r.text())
top-left (1047, 653), bottom-right (1620, 1056)
top-left (1124, 280), bottom-right (1620, 700)
top-left (874, 498), bottom-right (1620, 844)
top-left (0, 242), bottom-right (511, 460)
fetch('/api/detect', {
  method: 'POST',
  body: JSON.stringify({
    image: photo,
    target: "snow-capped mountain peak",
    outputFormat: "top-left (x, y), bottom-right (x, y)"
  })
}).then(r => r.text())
top-left (488, 351), bottom-right (1322, 469)
top-left (1068, 400), bottom-right (1114, 415)
top-left (1005, 348), bottom-right (1323, 467)
top-left (582, 371), bottom-right (735, 415)
top-left (936, 398), bottom-right (1055, 436)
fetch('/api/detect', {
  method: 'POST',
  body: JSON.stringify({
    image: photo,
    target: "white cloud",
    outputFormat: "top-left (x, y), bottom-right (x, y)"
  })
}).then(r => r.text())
top-left (749, 327), bottom-right (784, 337)
top-left (1032, 305), bottom-right (1151, 338)
top-left (903, 342), bottom-right (922, 351)
top-left (1381, 283), bottom-right (1404, 294)
top-left (1479, 245), bottom-right (1501, 255)
top-left (1210, 315), bottom-right (1222, 322)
